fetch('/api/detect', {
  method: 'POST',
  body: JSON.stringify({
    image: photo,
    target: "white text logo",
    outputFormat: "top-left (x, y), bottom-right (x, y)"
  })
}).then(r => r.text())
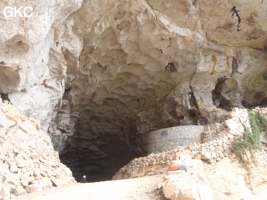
top-left (4, 6), bottom-right (33, 17)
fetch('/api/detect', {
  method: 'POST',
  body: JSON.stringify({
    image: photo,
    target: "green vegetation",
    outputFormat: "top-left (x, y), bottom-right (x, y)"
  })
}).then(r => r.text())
top-left (232, 110), bottom-right (267, 170)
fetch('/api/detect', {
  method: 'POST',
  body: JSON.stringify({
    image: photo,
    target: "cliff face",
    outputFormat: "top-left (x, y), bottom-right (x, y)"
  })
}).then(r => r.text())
top-left (0, 0), bottom-right (267, 181)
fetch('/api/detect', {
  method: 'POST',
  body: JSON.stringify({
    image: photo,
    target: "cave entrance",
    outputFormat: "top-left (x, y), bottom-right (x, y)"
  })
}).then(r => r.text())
top-left (57, 82), bottom-right (206, 182)
top-left (59, 111), bottom-right (147, 182)
top-left (59, 141), bottom-right (142, 182)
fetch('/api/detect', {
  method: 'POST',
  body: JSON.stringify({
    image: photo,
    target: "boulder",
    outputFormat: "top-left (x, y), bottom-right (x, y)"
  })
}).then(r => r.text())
top-left (197, 185), bottom-right (213, 200)
top-left (172, 187), bottom-right (200, 200)
top-left (25, 183), bottom-right (42, 193)
top-left (9, 164), bottom-right (18, 173)
top-left (20, 175), bottom-right (31, 187)
top-left (170, 184), bottom-right (213, 200)
top-left (50, 177), bottom-right (65, 187)
top-left (40, 177), bottom-right (53, 189)
top-left (163, 174), bottom-right (196, 199)
top-left (13, 186), bottom-right (27, 196)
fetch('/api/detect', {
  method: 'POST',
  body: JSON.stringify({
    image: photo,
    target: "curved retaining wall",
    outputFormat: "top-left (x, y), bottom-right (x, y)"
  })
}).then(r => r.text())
top-left (147, 125), bottom-right (204, 153)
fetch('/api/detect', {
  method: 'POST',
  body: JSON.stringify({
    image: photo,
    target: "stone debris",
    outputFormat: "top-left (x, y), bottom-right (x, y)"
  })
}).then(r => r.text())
top-left (0, 102), bottom-right (75, 200)
top-left (113, 108), bottom-right (267, 200)
top-left (113, 108), bottom-right (249, 179)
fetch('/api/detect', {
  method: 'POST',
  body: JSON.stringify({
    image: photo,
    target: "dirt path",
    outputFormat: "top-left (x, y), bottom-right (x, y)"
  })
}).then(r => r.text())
top-left (14, 175), bottom-right (167, 200)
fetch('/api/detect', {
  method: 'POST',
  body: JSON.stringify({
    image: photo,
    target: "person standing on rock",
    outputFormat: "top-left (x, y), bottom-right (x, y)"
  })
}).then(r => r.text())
top-left (80, 175), bottom-right (87, 183)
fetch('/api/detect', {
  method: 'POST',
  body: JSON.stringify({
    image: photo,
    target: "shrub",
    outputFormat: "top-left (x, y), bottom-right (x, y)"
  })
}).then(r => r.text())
top-left (231, 110), bottom-right (267, 170)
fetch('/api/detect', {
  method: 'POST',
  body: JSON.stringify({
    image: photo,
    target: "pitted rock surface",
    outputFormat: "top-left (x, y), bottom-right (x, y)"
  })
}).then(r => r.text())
top-left (0, 0), bottom-right (267, 181)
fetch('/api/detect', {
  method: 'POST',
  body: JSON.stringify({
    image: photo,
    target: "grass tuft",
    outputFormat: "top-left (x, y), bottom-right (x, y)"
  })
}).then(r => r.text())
top-left (231, 110), bottom-right (267, 170)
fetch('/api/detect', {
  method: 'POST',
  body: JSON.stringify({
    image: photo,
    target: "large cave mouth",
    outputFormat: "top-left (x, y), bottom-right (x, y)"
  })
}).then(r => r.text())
top-left (58, 100), bottom-right (148, 182)
top-left (59, 128), bottom-right (144, 182)
top-left (58, 85), bottom-right (204, 182)
top-left (58, 77), bottom-right (204, 182)
top-left (56, 2), bottom-right (203, 182)
top-left (58, 66), bottom-right (182, 182)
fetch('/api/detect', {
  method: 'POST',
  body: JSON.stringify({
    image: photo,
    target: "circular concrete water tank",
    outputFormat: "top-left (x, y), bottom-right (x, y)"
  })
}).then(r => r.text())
top-left (147, 125), bottom-right (204, 153)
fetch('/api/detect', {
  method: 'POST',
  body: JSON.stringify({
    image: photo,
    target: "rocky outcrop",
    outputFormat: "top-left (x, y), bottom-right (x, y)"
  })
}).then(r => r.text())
top-left (0, 0), bottom-right (267, 181)
top-left (161, 152), bottom-right (267, 200)
top-left (163, 170), bottom-right (213, 200)
top-left (0, 100), bottom-right (75, 200)
top-left (113, 108), bottom-right (267, 199)
top-left (113, 108), bottom-right (249, 179)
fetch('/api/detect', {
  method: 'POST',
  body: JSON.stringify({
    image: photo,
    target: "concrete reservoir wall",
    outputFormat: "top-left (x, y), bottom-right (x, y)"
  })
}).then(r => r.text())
top-left (147, 125), bottom-right (204, 153)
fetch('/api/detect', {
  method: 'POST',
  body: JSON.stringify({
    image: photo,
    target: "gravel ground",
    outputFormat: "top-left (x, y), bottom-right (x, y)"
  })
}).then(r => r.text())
top-left (14, 175), bottom-right (168, 200)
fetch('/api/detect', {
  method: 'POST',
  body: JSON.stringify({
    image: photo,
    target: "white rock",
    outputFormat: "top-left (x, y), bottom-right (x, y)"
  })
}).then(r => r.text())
top-left (198, 184), bottom-right (213, 200)
top-left (210, 145), bottom-right (216, 151)
top-left (0, 110), bottom-right (7, 130)
top-left (50, 177), bottom-right (65, 187)
top-left (163, 174), bottom-right (196, 199)
top-left (20, 175), bottom-right (33, 187)
top-left (25, 183), bottom-right (43, 193)
top-left (9, 164), bottom-right (18, 173)
top-left (1, 186), bottom-right (11, 200)
top-left (177, 187), bottom-right (200, 200)
top-left (17, 159), bottom-right (28, 168)
top-left (4, 172), bottom-right (20, 187)
top-left (40, 177), bottom-right (52, 189)
top-left (200, 150), bottom-right (212, 162)
top-left (171, 187), bottom-right (200, 200)
top-left (225, 119), bottom-right (239, 130)
top-left (13, 186), bottom-right (27, 196)
top-left (211, 151), bottom-right (217, 158)
top-left (217, 139), bottom-right (223, 146)
top-left (170, 191), bottom-right (180, 200)
top-left (169, 181), bottom-right (213, 200)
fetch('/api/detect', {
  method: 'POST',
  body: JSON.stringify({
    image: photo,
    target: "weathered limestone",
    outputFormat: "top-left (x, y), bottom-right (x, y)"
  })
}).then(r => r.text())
top-left (0, 102), bottom-right (75, 199)
top-left (1, 0), bottom-right (267, 183)
top-left (0, 0), bottom-right (83, 131)
top-left (163, 173), bottom-right (205, 199)
top-left (114, 108), bottom-right (267, 200)
top-left (113, 108), bottom-right (249, 179)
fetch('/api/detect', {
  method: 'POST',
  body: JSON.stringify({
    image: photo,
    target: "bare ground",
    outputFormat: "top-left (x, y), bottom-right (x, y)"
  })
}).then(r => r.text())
top-left (14, 175), bottom-right (168, 200)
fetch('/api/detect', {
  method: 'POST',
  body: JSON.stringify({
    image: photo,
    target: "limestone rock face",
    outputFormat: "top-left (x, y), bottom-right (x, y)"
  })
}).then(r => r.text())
top-left (0, 0), bottom-right (83, 131)
top-left (0, 0), bottom-right (267, 181)
top-left (198, 0), bottom-right (267, 49)
top-left (0, 102), bottom-right (75, 199)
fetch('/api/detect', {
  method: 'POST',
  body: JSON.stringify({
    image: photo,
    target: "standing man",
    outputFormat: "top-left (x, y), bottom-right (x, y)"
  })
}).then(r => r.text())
top-left (80, 175), bottom-right (87, 183)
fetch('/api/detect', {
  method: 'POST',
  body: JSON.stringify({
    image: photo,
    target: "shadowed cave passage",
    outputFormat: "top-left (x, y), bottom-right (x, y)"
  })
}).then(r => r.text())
top-left (59, 113), bottom-right (147, 182)
top-left (57, 95), bottom-right (203, 182)
top-left (59, 143), bottom-right (141, 182)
